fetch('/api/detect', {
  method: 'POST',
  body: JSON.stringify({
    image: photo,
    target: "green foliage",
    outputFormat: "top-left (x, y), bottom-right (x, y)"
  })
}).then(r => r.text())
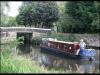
top-left (49, 32), bottom-right (77, 42)
top-left (6, 16), bottom-right (18, 27)
top-left (0, 2), bottom-right (18, 27)
top-left (1, 55), bottom-right (47, 73)
top-left (0, 40), bottom-right (47, 73)
top-left (31, 37), bottom-right (42, 46)
top-left (17, 36), bottom-right (24, 44)
top-left (68, 34), bottom-right (76, 42)
top-left (16, 2), bottom-right (35, 27)
top-left (0, 40), bottom-right (73, 73)
top-left (57, 14), bottom-right (79, 33)
top-left (0, 1), bottom-right (99, 33)
top-left (16, 2), bottom-right (59, 28)
top-left (0, 2), bottom-right (10, 27)
top-left (1, 16), bottom-right (18, 27)
top-left (58, 1), bottom-right (100, 33)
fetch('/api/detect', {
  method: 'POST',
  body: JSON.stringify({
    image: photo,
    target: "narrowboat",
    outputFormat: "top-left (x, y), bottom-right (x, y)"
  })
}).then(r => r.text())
top-left (40, 38), bottom-right (96, 61)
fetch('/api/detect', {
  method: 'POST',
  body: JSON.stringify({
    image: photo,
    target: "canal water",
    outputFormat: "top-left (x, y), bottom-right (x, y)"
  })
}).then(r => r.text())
top-left (17, 44), bottom-right (100, 73)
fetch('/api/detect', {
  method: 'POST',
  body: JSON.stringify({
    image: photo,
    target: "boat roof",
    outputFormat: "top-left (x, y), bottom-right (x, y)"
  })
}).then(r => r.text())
top-left (48, 38), bottom-right (78, 44)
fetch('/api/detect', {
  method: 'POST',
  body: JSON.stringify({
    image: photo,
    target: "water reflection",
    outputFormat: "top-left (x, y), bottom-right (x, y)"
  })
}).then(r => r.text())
top-left (17, 45), bottom-right (100, 73)
top-left (17, 43), bottom-right (32, 53)
top-left (77, 60), bottom-right (96, 73)
top-left (39, 53), bottom-right (98, 73)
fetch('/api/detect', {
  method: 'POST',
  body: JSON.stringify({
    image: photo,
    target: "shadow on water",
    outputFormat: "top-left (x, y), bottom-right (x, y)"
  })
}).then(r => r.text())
top-left (40, 50), bottom-right (99, 73)
top-left (17, 40), bottom-right (32, 54)
top-left (17, 32), bottom-right (32, 54)
top-left (17, 43), bottom-right (100, 73)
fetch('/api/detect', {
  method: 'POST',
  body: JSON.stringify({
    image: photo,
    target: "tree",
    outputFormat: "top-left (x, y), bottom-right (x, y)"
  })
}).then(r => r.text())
top-left (60, 1), bottom-right (100, 33)
top-left (7, 16), bottom-right (17, 27)
top-left (16, 2), bottom-right (35, 27)
top-left (0, 2), bottom-right (10, 27)
top-left (16, 1), bottom-right (59, 28)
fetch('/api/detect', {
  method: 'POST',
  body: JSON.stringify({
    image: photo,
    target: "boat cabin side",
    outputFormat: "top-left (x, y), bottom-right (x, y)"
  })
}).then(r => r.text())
top-left (41, 38), bottom-right (80, 55)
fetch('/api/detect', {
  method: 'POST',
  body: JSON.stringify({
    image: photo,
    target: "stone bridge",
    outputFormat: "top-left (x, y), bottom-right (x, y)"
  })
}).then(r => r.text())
top-left (0, 27), bottom-right (51, 33)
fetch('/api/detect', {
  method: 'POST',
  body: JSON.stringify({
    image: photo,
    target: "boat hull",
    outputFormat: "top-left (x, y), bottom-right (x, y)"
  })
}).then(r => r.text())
top-left (40, 46), bottom-right (90, 60)
top-left (78, 49), bottom-right (96, 57)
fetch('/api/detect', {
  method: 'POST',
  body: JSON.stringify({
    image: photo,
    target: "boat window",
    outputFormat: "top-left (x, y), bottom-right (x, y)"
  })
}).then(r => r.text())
top-left (64, 45), bottom-right (67, 50)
